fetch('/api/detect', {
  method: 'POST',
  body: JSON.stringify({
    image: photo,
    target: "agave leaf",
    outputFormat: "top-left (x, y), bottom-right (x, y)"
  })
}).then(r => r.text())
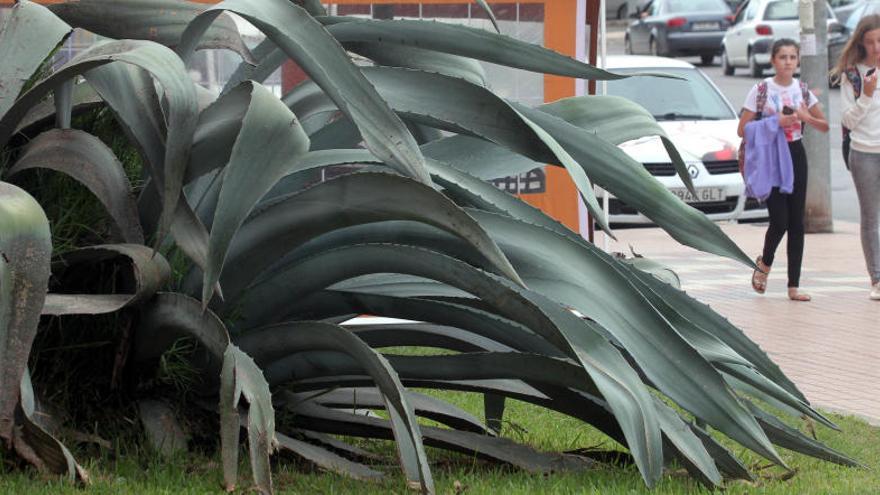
top-left (652, 396), bottom-right (722, 487)
top-left (294, 0), bottom-right (327, 16)
top-left (177, 0), bottom-right (432, 186)
top-left (472, 0), bottom-right (501, 33)
top-left (0, 182), bottom-right (51, 442)
top-left (0, 0), bottom-right (71, 119)
top-left (613, 263), bottom-right (832, 429)
top-left (540, 96), bottom-right (695, 195)
top-left (133, 292), bottom-right (228, 386)
top-left (618, 254), bottom-right (682, 289)
top-left (745, 401), bottom-right (862, 467)
top-left (43, 244), bottom-right (170, 316)
top-left (14, 82), bottom-right (103, 136)
top-left (285, 397), bottom-right (594, 474)
top-left (314, 387), bottom-right (491, 435)
top-left (293, 67), bottom-right (613, 235)
top-left (186, 82), bottom-right (267, 183)
top-left (134, 293), bottom-right (275, 491)
top-left (292, 429), bottom-right (382, 463)
top-left (185, 172), bottom-right (522, 303)
top-left (16, 371), bottom-right (87, 482)
top-left (52, 62), bottom-right (212, 271)
top-left (717, 363), bottom-right (833, 429)
top-left (84, 63), bottom-right (166, 179)
top-left (275, 431), bottom-right (384, 481)
top-left (54, 80), bottom-right (73, 129)
top-left (687, 422), bottom-right (753, 481)
top-left (620, 265), bottom-right (807, 403)
top-left (236, 322), bottom-right (433, 494)
top-left (220, 345), bottom-right (276, 494)
top-left (513, 105), bottom-right (752, 265)
top-left (0, 39), bottom-right (199, 246)
top-left (8, 129), bottom-right (144, 244)
top-left (137, 399), bottom-right (189, 457)
top-left (466, 210), bottom-right (783, 466)
top-left (256, 150), bottom-right (576, 245)
top-left (288, 289), bottom-right (560, 357)
top-left (323, 17), bottom-right (627, 82)
top-left (281, 82), bottom-right (341, 135)
top-left (200, 81), bottom-right (310, 304)
top-left (348, 43), bottom-right (489, 87)
top-left (240, 243), bottom-right (663, 486)
top-left (222, 39), bottom-right (289, 96)
top-left (48, 0), bottom-right (254, 63)
top-left (350, 322), bottom-right (517, 353)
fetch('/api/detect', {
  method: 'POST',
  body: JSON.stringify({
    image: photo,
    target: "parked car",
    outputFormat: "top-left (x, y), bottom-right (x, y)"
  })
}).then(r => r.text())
top-left (625, 0), bottom-right (734, 65)
top-left (831, 0), bottom-right (864, 24)
top-left (600, 56), bottom-right (767, 224)
top-left (721, 0), bottom-right (848, 77)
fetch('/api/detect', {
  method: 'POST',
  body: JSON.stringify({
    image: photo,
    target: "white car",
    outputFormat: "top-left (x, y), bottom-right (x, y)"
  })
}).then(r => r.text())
top-left (602, 55), bottom-right (767, 224)
top-left (721, 0), bottom-right (845, 77)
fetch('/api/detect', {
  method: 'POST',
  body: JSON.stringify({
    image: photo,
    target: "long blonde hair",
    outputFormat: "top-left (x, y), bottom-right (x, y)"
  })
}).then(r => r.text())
top-left (832, 14), bottom-right (880, 82)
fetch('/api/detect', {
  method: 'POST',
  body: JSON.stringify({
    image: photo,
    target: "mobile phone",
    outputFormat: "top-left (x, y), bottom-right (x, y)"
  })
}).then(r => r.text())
top-left (782, 106), bottom-right (795, 115)
top-left (867, 67), bottom-right (876, 77)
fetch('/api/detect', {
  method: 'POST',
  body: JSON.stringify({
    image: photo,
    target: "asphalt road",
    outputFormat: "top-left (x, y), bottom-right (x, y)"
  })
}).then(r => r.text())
top-left (605, 27), bottom-right (860, 223)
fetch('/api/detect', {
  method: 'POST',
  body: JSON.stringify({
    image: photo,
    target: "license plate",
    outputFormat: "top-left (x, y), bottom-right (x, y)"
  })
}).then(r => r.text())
top-left (692, 21), bottom-right (720, 31)
top-left (670, 187), bottom-right (725, 203)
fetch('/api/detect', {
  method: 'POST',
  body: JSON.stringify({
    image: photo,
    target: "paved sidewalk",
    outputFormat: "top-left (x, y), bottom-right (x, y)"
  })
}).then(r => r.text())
top-left (604, 221), bottom-right (880, 424)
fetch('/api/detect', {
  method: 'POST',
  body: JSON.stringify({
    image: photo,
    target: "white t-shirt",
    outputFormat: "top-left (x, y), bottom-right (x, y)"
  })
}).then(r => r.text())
top-left (743, 78), bottom-right (819, 142)
top-left (840, 64), bottom-right (880, 154)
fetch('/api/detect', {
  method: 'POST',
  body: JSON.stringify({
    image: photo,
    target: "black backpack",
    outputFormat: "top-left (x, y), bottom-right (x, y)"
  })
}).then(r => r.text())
top-left (842, 68), bottom-right (862, 170)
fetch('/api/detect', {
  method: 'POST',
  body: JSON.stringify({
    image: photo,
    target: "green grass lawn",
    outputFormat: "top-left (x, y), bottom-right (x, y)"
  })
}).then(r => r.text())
top-left (1, 387), bottom-right (876, 494)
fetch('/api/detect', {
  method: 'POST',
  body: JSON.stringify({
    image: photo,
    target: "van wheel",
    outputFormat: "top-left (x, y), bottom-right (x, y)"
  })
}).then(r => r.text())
top-left (749, 51), bottom-right (763, 78)
top-left (700, 54), bottom-right (714, 66)
top-left (722, 48), bottom-right (735, 75)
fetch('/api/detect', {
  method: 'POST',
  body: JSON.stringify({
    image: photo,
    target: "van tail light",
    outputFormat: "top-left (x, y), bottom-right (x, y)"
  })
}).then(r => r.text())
top-left (667, 17), bottom-right (687, 28)
top-left (725, 15), bottom-right (735, 23)
top-left (756, 24), bottom-right (773, 35)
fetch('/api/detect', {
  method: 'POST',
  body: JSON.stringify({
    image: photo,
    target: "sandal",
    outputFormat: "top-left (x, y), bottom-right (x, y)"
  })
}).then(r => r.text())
top-left (751, 256), bottom-right (769, 294)
top-left (788, 288), bottom-right (811, 302)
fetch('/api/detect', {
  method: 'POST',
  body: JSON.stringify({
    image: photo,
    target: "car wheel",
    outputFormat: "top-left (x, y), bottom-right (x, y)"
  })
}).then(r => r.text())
top-left (748, 51), bottom-right (763, 78)
top-left (721, 47), bottom-right (735, 75)
top-left (700, 54), bottom-right (714, 66)
top-left (617, 3), bottom-right (628, 20)
top-left (624, 35), bottom-right (633, 54)
top-left (650, 38), bottom-right (660, 56)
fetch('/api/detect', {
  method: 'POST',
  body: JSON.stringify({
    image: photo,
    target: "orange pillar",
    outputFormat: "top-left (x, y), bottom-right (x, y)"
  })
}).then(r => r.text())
top-left (518, 0), bottom-right (580, 232)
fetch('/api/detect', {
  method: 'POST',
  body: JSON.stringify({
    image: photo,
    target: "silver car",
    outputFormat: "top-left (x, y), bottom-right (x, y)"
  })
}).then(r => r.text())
top-left (721, 0), bottom-right (846, 77)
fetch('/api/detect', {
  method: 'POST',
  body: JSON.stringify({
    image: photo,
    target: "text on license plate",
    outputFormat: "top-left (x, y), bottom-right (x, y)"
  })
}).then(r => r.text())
top-left (692, 22), bottom-right (720, 31)
top-left (670, 187), bottom-right (724, 203)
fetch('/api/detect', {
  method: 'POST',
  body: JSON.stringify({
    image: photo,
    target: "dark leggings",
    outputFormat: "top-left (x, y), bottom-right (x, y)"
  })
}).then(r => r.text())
top-left (762, 140), bottom-right (807, 288)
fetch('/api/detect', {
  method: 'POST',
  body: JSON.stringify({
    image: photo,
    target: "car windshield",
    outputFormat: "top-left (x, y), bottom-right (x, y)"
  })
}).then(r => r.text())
top-left (604, 67), bottom-right (736, 121)
top-left (764, 1), bottom-right (798, 20)
top-left (667, 0), bottom-right (729, 12)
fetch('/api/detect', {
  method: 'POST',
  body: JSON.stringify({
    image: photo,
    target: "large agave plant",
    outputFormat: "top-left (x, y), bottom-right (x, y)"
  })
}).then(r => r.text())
top-left (0, 1), bottom-right (858, 493)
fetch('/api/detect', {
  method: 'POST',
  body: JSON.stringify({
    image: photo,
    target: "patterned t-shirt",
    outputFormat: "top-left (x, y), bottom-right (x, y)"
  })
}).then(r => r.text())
top-left (743, 77), bottom-right (819, 142)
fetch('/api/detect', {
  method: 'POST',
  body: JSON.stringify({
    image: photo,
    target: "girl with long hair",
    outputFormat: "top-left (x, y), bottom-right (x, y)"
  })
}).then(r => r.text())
top-left (738, 38), bottom-right (829, 301)
top-left (833, 14), bottom-right (880, 300)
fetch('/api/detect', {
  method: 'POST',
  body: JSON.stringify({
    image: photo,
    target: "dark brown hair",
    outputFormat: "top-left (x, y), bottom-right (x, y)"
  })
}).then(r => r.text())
top-left (771, 38), bottom-right (799, 59)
